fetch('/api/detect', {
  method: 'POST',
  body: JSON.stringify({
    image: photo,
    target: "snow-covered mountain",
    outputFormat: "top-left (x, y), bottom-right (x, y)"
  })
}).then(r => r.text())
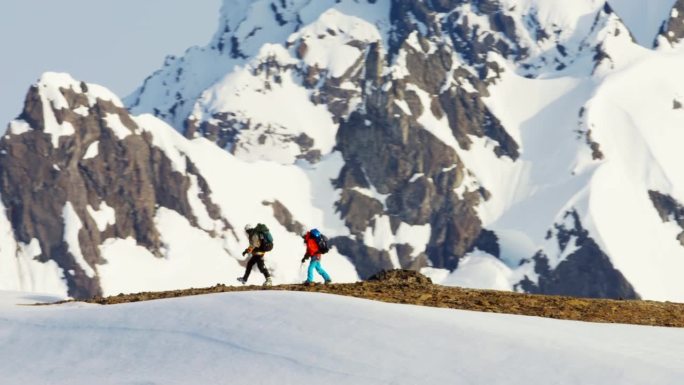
top-left (1, 290), bottom-right (682, 384)
top-left (0, 73), bottom-right (359, 298)
top-left (3, 0), bottom-right (684, 301)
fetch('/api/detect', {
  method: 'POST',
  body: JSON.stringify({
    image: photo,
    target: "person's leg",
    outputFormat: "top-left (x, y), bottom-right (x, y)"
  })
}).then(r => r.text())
top-left (315, 261), bottom-right (331, 282)
top-left (307, 260), bottom-right (316, 282)
top-left (255, 255), bottom-right (270, 278)
top-left (242, 255), bottom-right (257, 281)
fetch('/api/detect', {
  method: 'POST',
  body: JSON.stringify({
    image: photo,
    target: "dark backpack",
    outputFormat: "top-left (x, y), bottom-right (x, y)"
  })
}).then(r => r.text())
top-left (309, 228), bottom-right (330, 254)
top-left (255, 223), bottom-right (274, 252)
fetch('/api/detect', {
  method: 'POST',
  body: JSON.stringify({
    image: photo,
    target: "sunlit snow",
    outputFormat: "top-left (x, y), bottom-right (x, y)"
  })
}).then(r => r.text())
top-left (1, 291), bottom-right (683, 385)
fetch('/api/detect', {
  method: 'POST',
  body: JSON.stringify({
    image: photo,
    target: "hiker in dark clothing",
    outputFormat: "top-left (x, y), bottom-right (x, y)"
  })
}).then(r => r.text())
top-left (238, 224), bottom-right (272, 286)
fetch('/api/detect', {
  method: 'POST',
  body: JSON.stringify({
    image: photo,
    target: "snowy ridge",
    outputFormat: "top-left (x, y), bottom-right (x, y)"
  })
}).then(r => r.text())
top-left (187, 5), bottom-right (389, 163)
top-left (126, 0), bottom-right (391, 131)
top-left (436, 4), bottom-right (684, 300)
top-left (1, 291), bottom-right (683, 385)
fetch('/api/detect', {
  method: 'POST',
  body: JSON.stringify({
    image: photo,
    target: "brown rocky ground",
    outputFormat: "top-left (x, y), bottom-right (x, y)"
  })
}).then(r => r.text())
top-left (68, 270), bottom-right (684, 328)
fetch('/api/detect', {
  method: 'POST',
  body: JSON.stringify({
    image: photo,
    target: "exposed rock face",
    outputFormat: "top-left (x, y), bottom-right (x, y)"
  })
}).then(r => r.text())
top-left (649, 190), bottom-right (684, 246)
top-left (185, 113), bottom-right (241, 150)
top-left (263, 200), bottom-right (304, 235)
top-left (576, 108), bottom-right (604, 161)
top-left (367, 269), bottom-right (433, 285)
top-left (656, 0), bottom-right (684, 47)
top-left (335, 91), bottom-right (486, 271)
top-left (331, 237), bottom-right (397, 279)
top-left (517, 211), bottom-right (639, 299)
top-left (0, 76), bottom-right (228, 298)
top-left (330, 4), bottom-right (522, 273)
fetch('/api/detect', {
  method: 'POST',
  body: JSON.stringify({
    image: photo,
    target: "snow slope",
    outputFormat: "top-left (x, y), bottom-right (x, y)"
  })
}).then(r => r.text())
top-left (0, 291), bottom-right (682, 385)
top-left (415, 6), bottom-right (684, 301)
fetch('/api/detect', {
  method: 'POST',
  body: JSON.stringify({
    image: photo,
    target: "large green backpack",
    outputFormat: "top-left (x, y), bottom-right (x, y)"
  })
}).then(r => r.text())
top-left (255, 223), bottom-right (274, 251)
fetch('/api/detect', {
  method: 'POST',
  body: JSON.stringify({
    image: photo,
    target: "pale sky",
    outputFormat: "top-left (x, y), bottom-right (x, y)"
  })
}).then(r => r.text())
top-left (0, 0), bottom-right (677, 128)
top-left (0, 0), bottom-right (221, 126)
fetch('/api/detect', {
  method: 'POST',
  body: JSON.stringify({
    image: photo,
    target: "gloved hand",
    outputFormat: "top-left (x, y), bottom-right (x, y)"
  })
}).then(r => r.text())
top-left (301, 255), bottom-right (309, 263)
top-left (242, 249), bottom-right (249, 256)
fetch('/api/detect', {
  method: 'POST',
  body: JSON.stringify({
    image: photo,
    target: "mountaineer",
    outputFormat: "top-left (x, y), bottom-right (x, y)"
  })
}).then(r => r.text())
top-left (301, 228), bottom-right (331, 285)
top-left (238, 223), bottom-right (274, 286)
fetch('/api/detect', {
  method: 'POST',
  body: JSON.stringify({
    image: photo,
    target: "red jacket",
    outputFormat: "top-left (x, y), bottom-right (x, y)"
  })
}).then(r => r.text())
top-left (304, 234), bottom-right (321, 259)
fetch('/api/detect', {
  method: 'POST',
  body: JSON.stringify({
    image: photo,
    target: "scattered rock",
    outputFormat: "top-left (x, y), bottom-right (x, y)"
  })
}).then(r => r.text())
top-left (367, 269), bottom-right (433, 285)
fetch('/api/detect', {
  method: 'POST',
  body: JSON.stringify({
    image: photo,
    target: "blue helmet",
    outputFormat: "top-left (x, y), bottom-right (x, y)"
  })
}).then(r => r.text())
top-left (309, 228), bottom-right (322, 239)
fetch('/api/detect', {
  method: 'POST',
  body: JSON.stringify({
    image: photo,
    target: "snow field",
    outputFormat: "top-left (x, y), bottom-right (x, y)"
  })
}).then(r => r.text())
top-left (0, 290), bottom-right (683, 385)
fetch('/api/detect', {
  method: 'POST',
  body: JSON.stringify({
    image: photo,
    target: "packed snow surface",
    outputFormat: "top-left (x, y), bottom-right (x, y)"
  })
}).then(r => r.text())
top-left (0, 291), bottom-right (682, 385)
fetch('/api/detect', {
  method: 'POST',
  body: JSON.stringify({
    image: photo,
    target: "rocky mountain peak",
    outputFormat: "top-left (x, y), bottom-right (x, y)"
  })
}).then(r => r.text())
top-left (1, 73), bottom-right (230, 298)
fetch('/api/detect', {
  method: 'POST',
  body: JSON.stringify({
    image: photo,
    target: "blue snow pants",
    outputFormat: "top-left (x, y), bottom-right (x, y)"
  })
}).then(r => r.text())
top-left (307, 259), bottom-right (330, 282)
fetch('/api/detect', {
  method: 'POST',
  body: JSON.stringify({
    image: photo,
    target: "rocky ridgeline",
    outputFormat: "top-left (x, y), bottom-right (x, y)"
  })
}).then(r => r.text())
top-left (79, 270), bottom-right (684, 328)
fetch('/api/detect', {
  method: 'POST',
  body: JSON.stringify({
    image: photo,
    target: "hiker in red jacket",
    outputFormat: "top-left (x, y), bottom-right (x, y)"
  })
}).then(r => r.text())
top-left (301, 228), bottom-right (331, 285)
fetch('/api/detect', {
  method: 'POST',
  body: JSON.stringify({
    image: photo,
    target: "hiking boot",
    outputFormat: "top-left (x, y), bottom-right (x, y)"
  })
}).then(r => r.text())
top-left (263, 277), bottom-right (272, 287)
top-left (237, 277), bottom-right (246, 285)
top-left (303, 280), bottom-right (313, 286)
top-left (324, 279), bottom-right (332, 285)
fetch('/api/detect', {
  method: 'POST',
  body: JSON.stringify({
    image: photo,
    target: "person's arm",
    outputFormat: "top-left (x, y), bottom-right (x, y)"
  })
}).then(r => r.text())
top-left (301, 238), bottom-right (313, 262)
top-left (252, 233), bottom-right (261, 250)
top-left (301, 246), bottom-right (311, 263)
top-left (243, 233), bottom-right (258, 256)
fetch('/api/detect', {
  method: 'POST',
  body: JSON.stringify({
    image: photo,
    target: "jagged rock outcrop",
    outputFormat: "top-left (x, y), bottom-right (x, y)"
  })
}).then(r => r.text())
top-left (655, 0), bottom-right (684, 47)
top-left (263, 200), bottom-right (305, 235)
top-left (649, 190), bottom-right (684, 246)
top-left (334, 78), bottom-right (486, 271)
top-left (1, 74), bottom-right (229, 298)
top-left (367, 269), bottom-right (433, 285)
top-left (517, 211), bottom-right (638, 299)
top-left (329, 2), bottom-right (522, 272)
